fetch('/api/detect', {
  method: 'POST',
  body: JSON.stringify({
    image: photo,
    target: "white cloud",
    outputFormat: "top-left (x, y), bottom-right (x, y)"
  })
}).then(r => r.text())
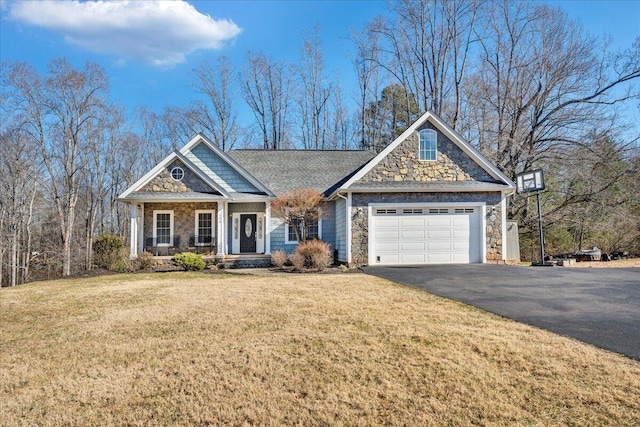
top-left (8, 0), bottom-right (241, 67)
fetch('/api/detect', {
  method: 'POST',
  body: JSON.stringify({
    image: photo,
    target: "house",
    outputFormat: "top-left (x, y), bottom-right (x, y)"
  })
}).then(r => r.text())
top-left (118, 111), bottom-right (516, 266)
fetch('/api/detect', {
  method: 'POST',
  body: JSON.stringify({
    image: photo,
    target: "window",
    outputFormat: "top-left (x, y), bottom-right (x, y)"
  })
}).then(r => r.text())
top-left (286, 217), bottom-right (321, 243)
top-left (376, 208), bottom-right (397, 215)
top-left (419, 129), bottom-right (437, 161)
top-left (153, 210), bottom-right (173, 246)
top-left (171, 166), bottom-right (184, 181)
top-left (195, 210), bottom-right (216, 246)
top-left (195, 210), bottom-right (215, 245)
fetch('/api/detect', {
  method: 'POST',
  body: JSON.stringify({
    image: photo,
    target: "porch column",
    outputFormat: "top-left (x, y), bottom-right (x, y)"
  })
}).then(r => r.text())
top-left (129, 204), bottom-right (138, 258)
top-left (265, 202), bottom-right (271, 255)
top-left (138, 204), bottom-right (144, 255)
top-left (217, 202), bottom-right (226, 256)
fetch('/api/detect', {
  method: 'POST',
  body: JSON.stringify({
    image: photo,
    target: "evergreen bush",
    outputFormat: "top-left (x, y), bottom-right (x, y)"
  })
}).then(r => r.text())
top-left (171, 252), bottom-right (206, 271)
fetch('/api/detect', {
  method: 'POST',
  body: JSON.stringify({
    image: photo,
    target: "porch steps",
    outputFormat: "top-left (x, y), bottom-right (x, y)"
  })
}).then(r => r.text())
top-left (222, 254), bottom-right (272, 269)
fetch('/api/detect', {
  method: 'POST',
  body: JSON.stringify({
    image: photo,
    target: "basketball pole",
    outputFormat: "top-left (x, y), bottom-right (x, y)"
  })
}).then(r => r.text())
top-left (536, 191), bottom-right (545, 264)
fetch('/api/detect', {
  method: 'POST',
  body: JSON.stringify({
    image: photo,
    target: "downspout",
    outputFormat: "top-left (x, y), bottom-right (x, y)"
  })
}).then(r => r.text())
top-left (336, 192), bottom-right (351, 265)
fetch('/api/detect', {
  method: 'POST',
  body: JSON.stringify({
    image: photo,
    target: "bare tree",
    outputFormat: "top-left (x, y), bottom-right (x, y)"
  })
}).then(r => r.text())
top-left (0, 128), bottom-right (38, 286)
top-left (2, 59), bottom-right (111, 276)
top-left (363, 0), bottom-right (481, 128)
top-left (241, 52), bottom-right (293, 149)
top-left (467, 2), bottom-right (639, 215)
top-left (352, 27), bottom-right (387, 150)
top-left (296, 27), bottom-right (332, 149)
top-left (192, 56), bottom-right (240, 150)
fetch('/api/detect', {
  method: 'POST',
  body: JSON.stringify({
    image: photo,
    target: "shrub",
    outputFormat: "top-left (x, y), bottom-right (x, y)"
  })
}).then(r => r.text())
top-left (288, 252), bottom-right (306, 270)
top-left (171, 252), bottom-right (206, 271)
top-left (93, 233), bottom-right (126, 270)
top-left (136, 251), bottom-right (155, 270)
top-left (291, 240), bottom-right (332, 271)
top-left (271, 250), bottom-right (287, 267)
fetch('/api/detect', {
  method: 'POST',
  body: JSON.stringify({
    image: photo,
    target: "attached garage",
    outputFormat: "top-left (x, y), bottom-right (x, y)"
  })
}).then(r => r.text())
top-left (369, 204), bottom-right (484, 265)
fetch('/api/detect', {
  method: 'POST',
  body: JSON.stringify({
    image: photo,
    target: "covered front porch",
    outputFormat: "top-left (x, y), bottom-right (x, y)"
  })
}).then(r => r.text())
top-left (128, 200), bottom-right (272, 259)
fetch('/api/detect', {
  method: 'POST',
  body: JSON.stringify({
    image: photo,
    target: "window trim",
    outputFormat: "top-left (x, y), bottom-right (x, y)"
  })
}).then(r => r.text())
top-left (194, 209), bottom-right (216, 246)
top-left (284, 216), bottom-right (322, 244)
top-left (153, 210), bottom-right (174, 247)
top-left (170, 166), bottom-right (184, 181)
top-left (419, 129), bottom-right (437, 161)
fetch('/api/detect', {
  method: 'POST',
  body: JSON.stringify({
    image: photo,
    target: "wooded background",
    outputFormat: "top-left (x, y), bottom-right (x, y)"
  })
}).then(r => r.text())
top-left (1, 0), bottom-right (638, 285)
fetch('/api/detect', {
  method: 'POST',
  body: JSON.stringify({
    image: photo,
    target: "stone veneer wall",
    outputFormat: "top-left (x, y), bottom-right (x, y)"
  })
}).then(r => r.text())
top-left (143, 202), bottom-right (217, 250)
top-left (360, 122), bottom-right (495, 183)
top-left (350, 192), bottom-right (503, 265)
top-left (139, 159), bottom-right (214, 193)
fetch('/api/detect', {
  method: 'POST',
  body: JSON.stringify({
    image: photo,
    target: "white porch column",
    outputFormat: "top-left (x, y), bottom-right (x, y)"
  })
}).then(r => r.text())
top-left (138, 204), bottom-right (144, 254)
top-left (217, 202), bottom-right (226, 256)
top-left (265, 202), bottom-right (271, 255)
top-left (129, 204), bottom-right (138, 258)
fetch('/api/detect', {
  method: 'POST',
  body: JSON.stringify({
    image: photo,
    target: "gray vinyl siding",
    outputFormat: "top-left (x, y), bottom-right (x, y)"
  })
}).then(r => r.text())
top-left (269, 201), bottom-right (336, 255)
top-left (334, 197), bottom-right (347, 262)
top-left (186, 142), bottom-right (260, 193)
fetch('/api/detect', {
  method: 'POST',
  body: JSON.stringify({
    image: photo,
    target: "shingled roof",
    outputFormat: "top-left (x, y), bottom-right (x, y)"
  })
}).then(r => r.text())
top-left (227, 150), bottom-right (375, 196)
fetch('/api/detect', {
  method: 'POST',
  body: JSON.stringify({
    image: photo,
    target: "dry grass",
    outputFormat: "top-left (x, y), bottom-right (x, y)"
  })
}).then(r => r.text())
top-left (1, 272), bottom-right (639, 426)
top-left (566, 258), bottom-right (640, 268)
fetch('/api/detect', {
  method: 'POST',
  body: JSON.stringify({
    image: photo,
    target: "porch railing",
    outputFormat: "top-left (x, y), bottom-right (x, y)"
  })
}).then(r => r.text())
top-left (144, 235), bottom-right (216, 256)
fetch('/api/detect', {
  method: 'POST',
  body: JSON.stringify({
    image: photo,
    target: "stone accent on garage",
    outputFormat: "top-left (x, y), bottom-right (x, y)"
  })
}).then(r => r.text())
top-left (143, 202), bottom-right (218, 251)
top-left (360, 122), bottom-right (495, 184)
top-left (350, 192), bottom-right (503, 265)
top-left (139, 159), bottom-right (216, 193)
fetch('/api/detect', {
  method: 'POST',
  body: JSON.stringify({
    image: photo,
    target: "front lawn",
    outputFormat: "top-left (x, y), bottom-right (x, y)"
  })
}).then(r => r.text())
top-left (1, 272), bottom-right (638, 426)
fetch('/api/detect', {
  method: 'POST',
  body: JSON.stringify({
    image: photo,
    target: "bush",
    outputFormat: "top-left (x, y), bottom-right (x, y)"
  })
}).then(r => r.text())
top-left (291, 240), bottom-right (332, 271)
top-left (288, 252), bottom-right (306, 270)
top-left (136, 251), bottom-right (155, 270)
top-left (171, 252), bottom-right (206, 271)
top-left (93, 233), bottom-right (126, 270)
top-left (271, 250), bottom-right (287, 267)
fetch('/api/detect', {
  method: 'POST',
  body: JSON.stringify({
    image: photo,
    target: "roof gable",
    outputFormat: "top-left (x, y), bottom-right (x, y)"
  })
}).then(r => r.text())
top-left (180, 135), bottom-right (273, 196)
top-left (118, 150), bottom-right (229, 200)
top-left (340, 111), bottom-right (516, 191)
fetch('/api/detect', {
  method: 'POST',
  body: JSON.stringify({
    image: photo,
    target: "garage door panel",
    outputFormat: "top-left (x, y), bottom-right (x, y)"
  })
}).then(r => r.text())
top-left (428, 241), bottom-right (452, 251)
top-left (453, 253), bottom-right (471, 263)
top-left (376, 242), bottom-right (399, 252)
top-left (452, 217), bottom-right (470, 226)
top-left (427, 253), bottom-right (453, 263)
top-left (376, 218), bottom-right (400, 228)
top-left (401, 241), bottom-right (425, 251)
top-left (452, 229), bottom-right (470, 239)
top-left (376, 230), bottom-right (399, 240)
top-left (401, 253), bottom-right (426, 263)
top-left (401, 217), bottom-right (426, 227)
top-left (427, 217), bottom-right (452, 227)
top-left (401, 230), bottom-right (425, 239)
top-left (372, 207), bottom-right (482, 265)
top-left (428, 229), bottom-right (452, 239)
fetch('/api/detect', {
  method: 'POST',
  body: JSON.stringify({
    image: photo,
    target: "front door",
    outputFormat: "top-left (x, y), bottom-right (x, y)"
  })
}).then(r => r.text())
top-left (240, 214), bottom-right (257, 252)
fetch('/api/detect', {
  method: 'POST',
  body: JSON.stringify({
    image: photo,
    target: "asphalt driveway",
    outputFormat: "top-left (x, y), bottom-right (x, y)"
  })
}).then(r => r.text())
top-left (362, 264), bottom-right (640, 360)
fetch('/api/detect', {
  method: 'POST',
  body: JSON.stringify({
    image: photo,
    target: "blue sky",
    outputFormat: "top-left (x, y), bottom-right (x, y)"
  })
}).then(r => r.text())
top-left (1, 0), bottom-right (639, 128)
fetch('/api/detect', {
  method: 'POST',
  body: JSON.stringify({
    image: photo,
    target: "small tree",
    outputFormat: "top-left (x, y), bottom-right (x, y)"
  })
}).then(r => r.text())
top-left (271, 188), bottom-right (323, 242)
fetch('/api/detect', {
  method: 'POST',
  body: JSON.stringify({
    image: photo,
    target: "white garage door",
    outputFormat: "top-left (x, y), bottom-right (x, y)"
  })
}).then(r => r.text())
top-left (371, 206), bottom-right (482, 264)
